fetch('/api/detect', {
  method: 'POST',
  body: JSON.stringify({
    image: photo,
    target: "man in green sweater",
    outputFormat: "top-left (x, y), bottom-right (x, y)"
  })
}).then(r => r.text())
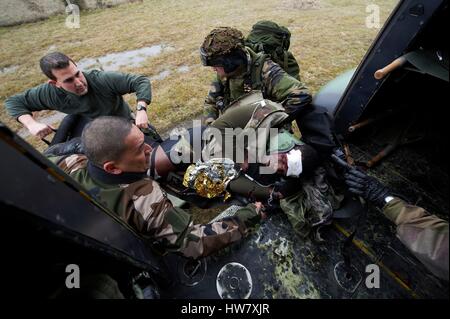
top-left (4, 52), bottom-right (152, 139)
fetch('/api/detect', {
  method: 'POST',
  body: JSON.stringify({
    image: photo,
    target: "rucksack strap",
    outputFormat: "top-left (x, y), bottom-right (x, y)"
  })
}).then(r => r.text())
top-left (283, 50), bottom-right (288, 70)
top-left (249, 50), bottom-right (268, 94)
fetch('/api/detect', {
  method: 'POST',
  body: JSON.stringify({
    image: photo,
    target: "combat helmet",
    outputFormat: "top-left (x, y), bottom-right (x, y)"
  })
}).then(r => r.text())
top-left (200, 27), bottom-right (247, 73)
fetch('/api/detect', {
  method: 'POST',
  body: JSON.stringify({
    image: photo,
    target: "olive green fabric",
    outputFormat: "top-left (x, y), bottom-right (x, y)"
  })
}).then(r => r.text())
top-left (267, 130), bottom-right (304, 154)
top-left (280, 166), bottom-right (341, 238)
top-left (245, 20), bottom-right (300, 80)
top-left (206, 92), bottom-right (291, 162)
top-left (383, 198), bottom-right (449, 280)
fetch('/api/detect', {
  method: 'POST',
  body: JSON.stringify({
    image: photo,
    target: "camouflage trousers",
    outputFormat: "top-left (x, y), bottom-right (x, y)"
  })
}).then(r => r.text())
top-left (280, 166), bottom-right (342, 239)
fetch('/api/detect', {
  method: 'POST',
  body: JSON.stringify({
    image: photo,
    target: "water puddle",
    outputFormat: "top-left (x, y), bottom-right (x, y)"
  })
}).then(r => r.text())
top-left (150, 70), bottom-right (171, 81)
top-left (77, 44), bottom-right (174, 72)
top-left (176, 65), bottom-right (190, 73)
top-left (149, 65), bottom-right (191, 81)
top-left (0, 65), bottom-right (19, 75)
top-left (281, 0), bottom-right (321, 10)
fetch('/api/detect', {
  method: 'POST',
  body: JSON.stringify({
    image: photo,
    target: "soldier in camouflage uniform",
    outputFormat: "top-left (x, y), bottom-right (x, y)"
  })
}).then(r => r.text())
top-left (200, 27), bottom-right (338, 157)
top-left (344, 167), bottom-right (449, 281)
top-left (47, 93), bottom-right (337, 240)
top-left (201, 92), bottom-right (339, 238)
top-left (200, 27), bottom-right (312, 126)
top-left (49, 116), bottom-right (263, 259)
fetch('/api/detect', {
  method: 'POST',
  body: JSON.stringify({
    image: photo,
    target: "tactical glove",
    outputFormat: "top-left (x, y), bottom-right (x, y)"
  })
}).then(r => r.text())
top-left (263, 196), bottom-right (281, 216)
top-left (273, 176), bottom-right (304, 198)
top-left (272, 179), bottom-right (294, 199)
top-left (43, 137), bottom-right (84, 157)
top-left (333, 147), bottom-right (347, 163)
top-left (344, 168), bottom-right (391, 208)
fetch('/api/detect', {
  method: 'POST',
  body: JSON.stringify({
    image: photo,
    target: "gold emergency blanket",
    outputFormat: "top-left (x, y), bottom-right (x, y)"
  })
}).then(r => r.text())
top-left (183, 158), bottom-right (239, 200)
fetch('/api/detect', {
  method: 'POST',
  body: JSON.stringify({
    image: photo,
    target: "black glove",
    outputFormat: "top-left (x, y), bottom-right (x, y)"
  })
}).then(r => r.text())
top-left (43, 137), bottom-right (84, 157)
top-left (263, 197), bottom-right (281, 216)
top-left (331, 147), bottom-right (349, 173)
top-left (344, 168), bottom-right (391, 208)
top-left (140, 122), bottom-right (163, 143)
top-left (273, 178), bottom-right (303, 198)
top-left (216, 97), bottom-right (225, 112)
top-left (273, 179), bottom-right (290, 198)
top-left (333, 147), bottom-right (346, 162)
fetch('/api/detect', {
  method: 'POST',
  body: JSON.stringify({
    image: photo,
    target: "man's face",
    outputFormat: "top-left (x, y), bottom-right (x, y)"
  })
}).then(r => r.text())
top-left (266, 153), bottom-right (288, 175)
top-left (213, 66), bottom-right (227, 78)
top-left (113, 126), bottom-right (152, 173)
top-left (51, 61), bottom-right (88, 96)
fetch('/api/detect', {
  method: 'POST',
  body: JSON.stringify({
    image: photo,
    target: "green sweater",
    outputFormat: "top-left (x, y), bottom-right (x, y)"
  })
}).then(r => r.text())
top-left (4, 70), bottom-right (151, 120)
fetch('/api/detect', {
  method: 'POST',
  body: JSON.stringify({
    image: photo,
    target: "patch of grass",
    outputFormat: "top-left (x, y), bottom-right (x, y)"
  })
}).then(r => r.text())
top-left (188, 204), bottom-right (231, 225)
top-left (1, 0), bottom-right (398, 151)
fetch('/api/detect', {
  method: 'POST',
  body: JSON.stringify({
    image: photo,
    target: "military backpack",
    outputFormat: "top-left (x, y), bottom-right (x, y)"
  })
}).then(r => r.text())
top-left (245, 20), bottom-right (301, 80)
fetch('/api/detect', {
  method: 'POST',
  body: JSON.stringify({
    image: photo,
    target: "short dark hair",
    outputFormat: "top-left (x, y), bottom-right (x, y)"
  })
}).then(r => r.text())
top-left (39, 52), bottom-right (76, 80)
top-left (81, 116), bottom-right (133, 166)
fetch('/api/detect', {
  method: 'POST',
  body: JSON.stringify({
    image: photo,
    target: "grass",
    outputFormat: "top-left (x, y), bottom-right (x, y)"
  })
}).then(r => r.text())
top-left (1, 0), bottom-right (398, 152)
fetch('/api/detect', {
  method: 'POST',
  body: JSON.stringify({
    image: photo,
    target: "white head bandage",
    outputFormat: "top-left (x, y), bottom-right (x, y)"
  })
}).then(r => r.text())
top-left (286, 148), bottom-right (303, 177)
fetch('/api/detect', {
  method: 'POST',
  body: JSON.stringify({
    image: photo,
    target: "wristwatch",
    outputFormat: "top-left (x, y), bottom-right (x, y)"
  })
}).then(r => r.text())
top-left (384, 195), bottom-right (395, 204)
top-left (137, 103), bottom-right (147, 112)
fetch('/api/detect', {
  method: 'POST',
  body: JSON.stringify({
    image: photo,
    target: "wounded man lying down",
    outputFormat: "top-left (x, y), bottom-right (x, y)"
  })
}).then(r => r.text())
top-left (47, 93), bottom-right (339, 239)
top-left (46, 116), bottom-right (265, 259)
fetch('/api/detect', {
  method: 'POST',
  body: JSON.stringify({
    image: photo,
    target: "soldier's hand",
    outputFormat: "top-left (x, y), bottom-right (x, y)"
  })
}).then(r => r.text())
top-left (204, 117), bottom-right (215, 126)
top-left (135, 110), bottom-right (149, 129)
top-left (254, 202), bottom-right (268, 220)
top-left (345, 168), bottom-right (391, 208)
top-left (272, 179), bottom-right (292, 199)
top-left (28, 122), bottom-right (54, 139)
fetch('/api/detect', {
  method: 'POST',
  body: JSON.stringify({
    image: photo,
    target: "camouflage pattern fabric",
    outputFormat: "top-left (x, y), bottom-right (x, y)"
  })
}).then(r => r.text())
top-left (383, 198), bottom-right (449, 281)
top-left (280, 166), bottom-right (341, 239)
top-left (203, 47), bottom-right (311, 123)
top-left (208, 93), bottom-right (342, 236)
top-left (50, 154), bottom-right (260, 259)
top-left (201, 27), bottom-right (245, 57)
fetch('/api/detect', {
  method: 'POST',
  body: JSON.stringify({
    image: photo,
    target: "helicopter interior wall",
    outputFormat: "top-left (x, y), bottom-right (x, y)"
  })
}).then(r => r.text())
top-left (343, 0), bottom-right (449, 221)
top-left (344, 68), bottom-right (449, 221)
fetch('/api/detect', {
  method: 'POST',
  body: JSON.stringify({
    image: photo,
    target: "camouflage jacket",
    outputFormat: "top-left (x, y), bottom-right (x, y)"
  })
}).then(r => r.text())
top-left (51, 154), bottom-right (260, 259)
top-left (203, 47), bottom-right (312, 123)
top-left (384, 198), bottom-right (449, 281)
